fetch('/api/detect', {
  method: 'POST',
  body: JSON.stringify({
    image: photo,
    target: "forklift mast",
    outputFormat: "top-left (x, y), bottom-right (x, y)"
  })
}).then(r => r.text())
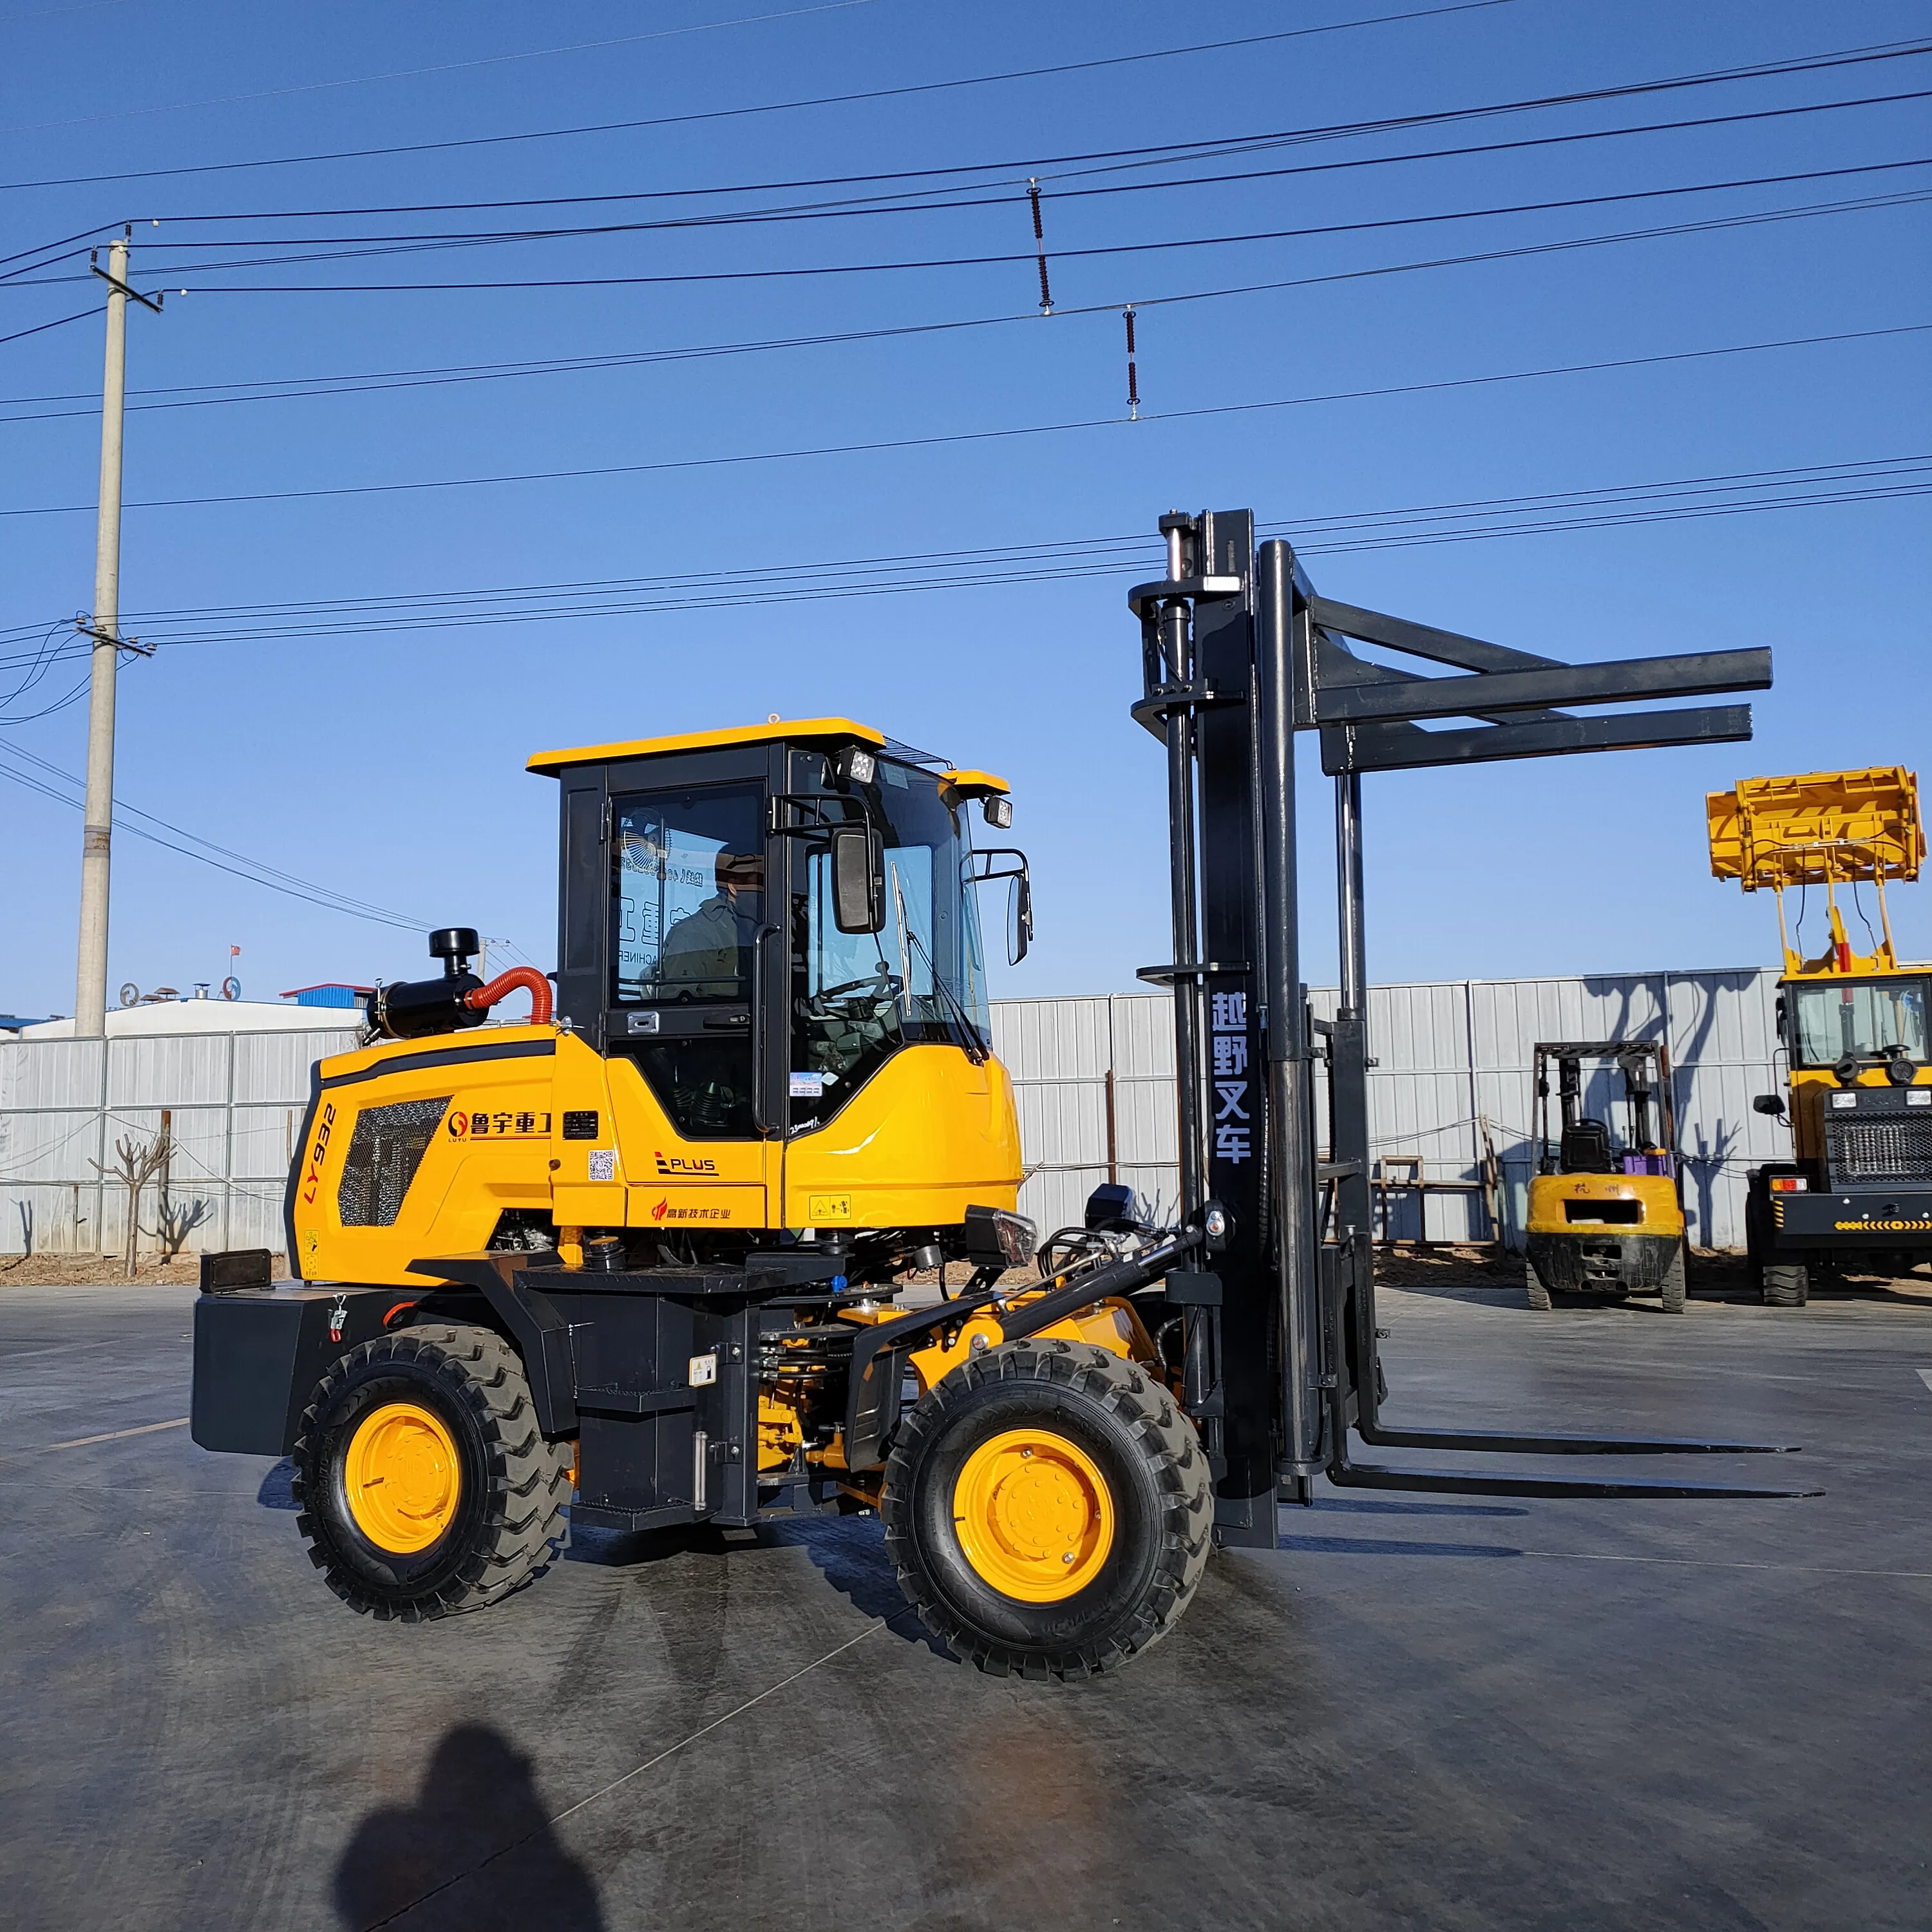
top-left (1130, 512), bottom-right (1808, 1539)
top-left (1531, 1041), bottom-right (1677, 1175)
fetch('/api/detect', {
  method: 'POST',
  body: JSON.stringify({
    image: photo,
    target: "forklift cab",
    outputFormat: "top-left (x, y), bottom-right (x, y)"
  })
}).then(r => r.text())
top-left (531, 717), bottom-right (1026, 1147)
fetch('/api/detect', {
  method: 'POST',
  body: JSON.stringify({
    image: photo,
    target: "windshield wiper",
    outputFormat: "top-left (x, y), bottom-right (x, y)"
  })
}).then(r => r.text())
top-left (902, 922), bottom-right (989, 1065)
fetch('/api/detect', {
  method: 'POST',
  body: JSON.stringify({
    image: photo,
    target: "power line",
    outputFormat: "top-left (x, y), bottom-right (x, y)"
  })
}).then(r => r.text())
top-left (6, 44), bottom-right (1920, 306)
top-left (4, 455), bottom-right (1921, 666)
top-left (0, 3), bottom-right (887, 135)
top-left (0, 222), bottom-right (118, 274)
top-left (2, 276), bottom-right (1922, 522)
top-left (21, 157), bottom-right (1914, 293)
top-left (0, 307), bottom-right (99, 348)
top-left (0, 741), bottom-right (433, 931)
top-left (2, 472), bottom-right (1919, 668)
top-left (7, 52), bottom-right (1917, 344)
top-left (33, 93), bottom-right (1926, 277)
top-left (0, 1), bottom-right (1535, 190)
top-left (109, 88), bottom-right (1932, 249)
top-left (4, 96), bottom-right (1921, 419)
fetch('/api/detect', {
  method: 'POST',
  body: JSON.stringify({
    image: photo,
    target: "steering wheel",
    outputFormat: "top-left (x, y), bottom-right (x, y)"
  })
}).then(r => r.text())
top-left (817, 971), bottom-right (902, 1003)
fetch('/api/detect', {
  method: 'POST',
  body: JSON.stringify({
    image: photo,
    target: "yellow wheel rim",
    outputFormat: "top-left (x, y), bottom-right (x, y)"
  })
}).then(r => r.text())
top-left (952, 1427), bottom-right (1115, 1604)
top-left (342, 1401), bottom-right (461, 1553)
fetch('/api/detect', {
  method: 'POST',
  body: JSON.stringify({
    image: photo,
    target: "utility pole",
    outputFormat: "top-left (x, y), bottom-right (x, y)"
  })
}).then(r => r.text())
top-left (73, 229), bottom-right (160, 1037)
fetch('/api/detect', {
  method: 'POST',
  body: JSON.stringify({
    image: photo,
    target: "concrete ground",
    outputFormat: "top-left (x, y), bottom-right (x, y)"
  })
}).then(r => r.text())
top-left (2, 1270), bottom-right (1926, 1932)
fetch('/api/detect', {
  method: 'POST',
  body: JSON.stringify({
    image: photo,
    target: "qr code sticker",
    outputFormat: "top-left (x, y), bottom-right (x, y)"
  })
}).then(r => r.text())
top-left (587, 1148), bottom-right (617, 1182)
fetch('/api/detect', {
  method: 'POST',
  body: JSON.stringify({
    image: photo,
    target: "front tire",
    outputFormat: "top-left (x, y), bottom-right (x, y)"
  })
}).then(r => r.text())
top-left (882, 1340), bottom-right (1210, 1681)
top-left (291, 1322), bottom-right (571, 1621)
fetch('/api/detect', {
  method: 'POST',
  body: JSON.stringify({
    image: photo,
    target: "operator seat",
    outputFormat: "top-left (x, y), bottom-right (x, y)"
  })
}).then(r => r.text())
top-left (1559, 1118), bottom-right (1616, 1174)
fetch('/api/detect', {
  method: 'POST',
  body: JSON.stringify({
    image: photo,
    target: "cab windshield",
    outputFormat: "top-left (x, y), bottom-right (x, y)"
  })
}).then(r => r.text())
top-left (1790, 978), bottom-right (1928, 1066)
top-left (791, 758), bottom-right (989, 1119)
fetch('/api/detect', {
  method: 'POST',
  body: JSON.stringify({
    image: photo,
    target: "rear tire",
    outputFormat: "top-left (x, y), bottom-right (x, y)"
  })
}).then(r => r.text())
top-left (882, 1340), bottom-right (1210, 1681)
top-left (1660, 1244), bottom-right (1687, 1314)
top-left (1524, 1260), bottom-right (1553, 1311)
top-left (1761, 1263), bottom-right (1809, 1309)
top-left (292, 1322), bottom-right (572, 1621)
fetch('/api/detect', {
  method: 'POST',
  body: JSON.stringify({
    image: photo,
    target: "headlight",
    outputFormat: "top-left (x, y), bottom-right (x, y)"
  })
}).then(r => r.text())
top-left (963, 1204), bottom-right (1037, 1267)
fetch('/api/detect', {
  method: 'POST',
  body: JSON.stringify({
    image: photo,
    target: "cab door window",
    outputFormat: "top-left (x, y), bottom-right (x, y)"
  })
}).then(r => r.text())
top-left (612, 785), bottom-right (763, 1139)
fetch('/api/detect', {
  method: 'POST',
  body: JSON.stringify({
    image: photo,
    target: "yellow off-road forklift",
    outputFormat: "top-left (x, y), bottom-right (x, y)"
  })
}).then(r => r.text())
top-left (1524, 1041), bottom-right (1688, 1312)
top-left (193, 513), bottom-right (1808, 1681)
top-left (1709, 767), bottom-right (1931, 1307)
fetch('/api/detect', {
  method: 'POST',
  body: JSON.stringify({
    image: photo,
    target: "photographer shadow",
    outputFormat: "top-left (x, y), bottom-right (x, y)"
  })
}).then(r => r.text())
top-left (334, 1722), bottom-right (604, 1931)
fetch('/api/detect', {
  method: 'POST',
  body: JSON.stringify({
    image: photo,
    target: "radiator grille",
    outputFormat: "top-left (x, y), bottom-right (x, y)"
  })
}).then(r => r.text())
top-left (1826, 1117), bottom-right (1932, 1188)
top-left (337, 1095), bottom-right (451, 1226)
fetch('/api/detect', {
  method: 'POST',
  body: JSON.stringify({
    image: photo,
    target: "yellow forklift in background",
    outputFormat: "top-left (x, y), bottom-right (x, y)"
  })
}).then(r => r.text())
top-left (1709, 768), bottom-right (1931, 1307)
top-left (1524, 1040), bottom-right (1687, 1313)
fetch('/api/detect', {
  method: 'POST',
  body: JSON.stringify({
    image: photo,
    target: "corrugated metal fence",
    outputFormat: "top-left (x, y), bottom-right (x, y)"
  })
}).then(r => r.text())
top-left (0, 967), bottom-right (1784, 1259)
top-left (992, 967), bottom-right (1786, 1251)
top-left (0, 1027), bottom-right (357, 1259)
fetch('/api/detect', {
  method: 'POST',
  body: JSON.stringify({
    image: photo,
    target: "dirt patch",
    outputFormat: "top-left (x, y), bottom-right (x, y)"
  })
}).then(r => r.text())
top-left (1372, 1242), bottom-right (1522, 1289)
top-left (0, 1253), bottom-right (287, 1289)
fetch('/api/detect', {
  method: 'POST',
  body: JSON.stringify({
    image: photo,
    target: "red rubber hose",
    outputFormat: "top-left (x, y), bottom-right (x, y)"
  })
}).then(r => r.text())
top-left (463, 965), bottom-right (553, 1026)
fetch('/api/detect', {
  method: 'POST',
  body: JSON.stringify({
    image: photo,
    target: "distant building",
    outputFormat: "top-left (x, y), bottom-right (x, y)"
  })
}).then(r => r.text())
top-left (18, 999), bottom-right (351, 1038)
top-left (282, 983), bottom-right (376, 1011)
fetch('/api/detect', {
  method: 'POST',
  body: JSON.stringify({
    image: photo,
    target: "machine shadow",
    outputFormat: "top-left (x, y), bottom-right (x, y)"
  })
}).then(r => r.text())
top-left (764, 1511), bottom-right (954, 1660)
top-left (332, 1721), bottom-right (604, 1932)
top-left (256, 1458), bottom-right (298, 1509)
top-left (1276, 1532), bottom-right (1522, 1559)
top-left (1304, 1495), bottom-right (1529, 1519)
top-left (563, 1518), bottom-right (737, 1569)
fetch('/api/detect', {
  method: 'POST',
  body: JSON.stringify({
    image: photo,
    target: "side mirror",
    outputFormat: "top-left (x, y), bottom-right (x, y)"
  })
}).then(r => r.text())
top-left (1752, 1093), bottom-right (1786, 1117)
top-left (1006, 871), bottom-right (1032, 965)
top-left (829, 824), bottom-right (884, 934)
top-left (971, 848), bottom-right (1032, 964)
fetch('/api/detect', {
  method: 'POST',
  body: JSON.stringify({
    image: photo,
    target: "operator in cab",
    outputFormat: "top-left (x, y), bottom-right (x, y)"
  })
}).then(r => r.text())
top-left (656, 848), bottom-right (763, 996)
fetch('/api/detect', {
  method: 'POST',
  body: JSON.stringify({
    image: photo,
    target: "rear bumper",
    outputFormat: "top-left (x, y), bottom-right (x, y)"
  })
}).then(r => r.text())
top-left (191, 1283), bottom-right (420, 1456)
top-left (1527, 1231), bottom-right (1680, 1295)
top-left (1761, 1189), bottom-right (1932, 1253)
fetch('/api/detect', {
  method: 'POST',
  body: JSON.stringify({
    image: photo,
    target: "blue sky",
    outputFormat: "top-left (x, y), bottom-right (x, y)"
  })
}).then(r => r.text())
top-left (3, 0), bottom-right (1928, 1016)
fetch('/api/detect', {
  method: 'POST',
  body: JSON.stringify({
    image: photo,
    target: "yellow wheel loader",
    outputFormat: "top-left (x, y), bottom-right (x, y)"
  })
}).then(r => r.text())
top-left (1709, 768), bottom-right (1931, 1307)
top-left (1523, 1041), bottom-right (1688, 1313)
top-left (192, 513), bottom-right (1810, 1681)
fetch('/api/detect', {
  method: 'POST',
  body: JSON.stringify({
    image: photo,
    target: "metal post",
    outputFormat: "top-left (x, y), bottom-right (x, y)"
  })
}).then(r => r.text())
top-left (74, 234), bottom-right (131, 1037)
top-left (1255, 540), bottom-right (1323, 1475)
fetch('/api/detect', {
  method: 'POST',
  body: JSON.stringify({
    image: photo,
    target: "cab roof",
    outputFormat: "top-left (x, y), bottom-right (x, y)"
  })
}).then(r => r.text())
top-left (527, 717), bottom-right (885, 777)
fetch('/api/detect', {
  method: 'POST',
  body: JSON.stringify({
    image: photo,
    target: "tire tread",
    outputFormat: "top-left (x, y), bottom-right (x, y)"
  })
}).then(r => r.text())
top-left (290, 1321), bottom-right (571, 1622)
top-left (882, 1340), bottom-right (1211, 1682)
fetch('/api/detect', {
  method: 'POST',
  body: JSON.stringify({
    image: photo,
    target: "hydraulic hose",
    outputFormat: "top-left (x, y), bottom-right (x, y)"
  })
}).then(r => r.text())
top-left (462, 966), bottom-right (553, 1027)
